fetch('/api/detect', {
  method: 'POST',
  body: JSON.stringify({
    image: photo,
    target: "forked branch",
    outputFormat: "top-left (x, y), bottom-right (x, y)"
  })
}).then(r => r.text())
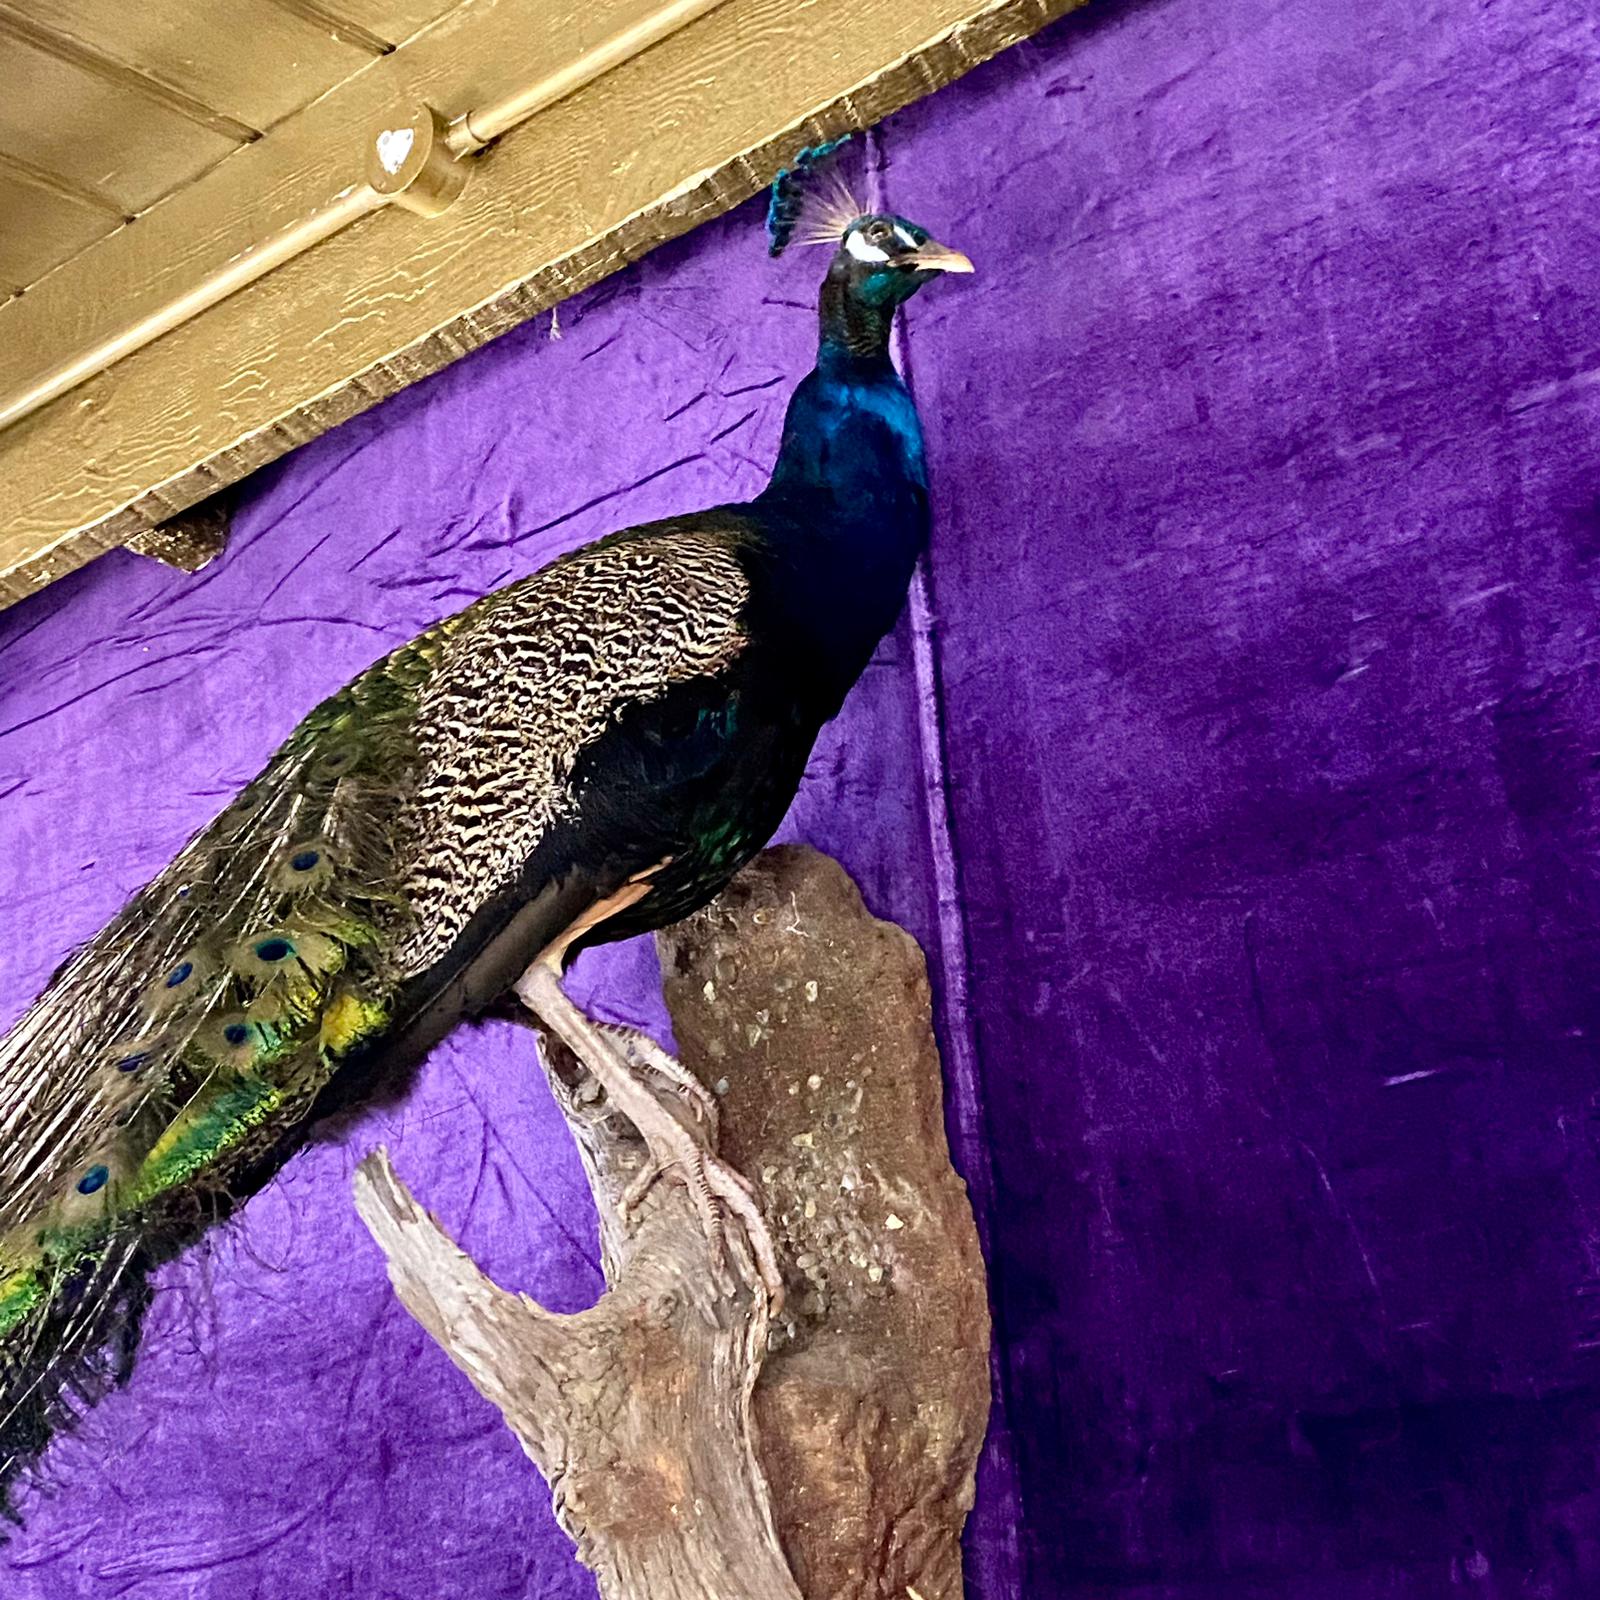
top-left (356, 848), bottom-right (991, 1600)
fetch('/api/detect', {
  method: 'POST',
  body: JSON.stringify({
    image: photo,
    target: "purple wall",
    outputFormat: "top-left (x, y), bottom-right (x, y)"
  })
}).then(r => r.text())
top-left (888, 2), bottom-right (1600, 1591)
top-left (5, 0), bottom-right (1600, 1594)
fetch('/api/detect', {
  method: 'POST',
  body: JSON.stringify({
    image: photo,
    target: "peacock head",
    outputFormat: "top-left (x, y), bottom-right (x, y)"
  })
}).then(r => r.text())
top-left (767, 139), bottom-right (972, 351)
top-left (827, 212), bottom-right (973, 309)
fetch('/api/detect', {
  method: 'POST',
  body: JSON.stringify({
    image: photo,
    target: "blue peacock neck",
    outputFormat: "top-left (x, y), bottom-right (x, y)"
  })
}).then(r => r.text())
top-left (753, 289), bottom-right (931, 705)
top-left (763, 285), bottom-right (929, 509)
top-left (815, 270), bottom-right (897, 360)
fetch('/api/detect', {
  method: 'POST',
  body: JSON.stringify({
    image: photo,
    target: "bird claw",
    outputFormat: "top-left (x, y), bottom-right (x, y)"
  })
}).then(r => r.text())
top-left (619, 1151), bottom-right (663, 1220)
top-left (620, 1134), bottom-right (784, 1311)
top-left (612, 1058), bottom-right (781, 1310)
top-left (515, 965), bottom-right (781, 1313)
top-left (606, 1023), bottom-right (720, 1139)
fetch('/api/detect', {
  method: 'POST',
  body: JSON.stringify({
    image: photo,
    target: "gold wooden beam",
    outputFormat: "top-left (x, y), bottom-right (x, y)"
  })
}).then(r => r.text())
top-left (0, 0), bottom-right (1082, 609)
top-left (0, 0), bottom-right (733, 431)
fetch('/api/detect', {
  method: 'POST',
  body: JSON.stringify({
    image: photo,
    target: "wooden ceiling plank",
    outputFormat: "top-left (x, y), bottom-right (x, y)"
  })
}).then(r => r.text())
top-left (0, 37), bottom-right (241, 216)
top-left (0, 0), bottom-right (701, 393)
top-left (308, 0), bottom-right (460, 47)
top-left (0, 146), bottom-right (126, 220)
top-left (0, 168), bottom-right (118, 287)
top-left (0, 0), bottom-right (1076, 603)
top-left (263, 0), bottom-right (398, 57)
top-left (11, 0), bottom-right (378, 131)
top-left (0, 8), bottom-right (256, 142)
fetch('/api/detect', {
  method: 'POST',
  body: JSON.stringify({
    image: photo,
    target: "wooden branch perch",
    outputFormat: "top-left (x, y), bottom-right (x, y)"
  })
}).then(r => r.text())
top-left (354, 846), bottom-right (991, 1600)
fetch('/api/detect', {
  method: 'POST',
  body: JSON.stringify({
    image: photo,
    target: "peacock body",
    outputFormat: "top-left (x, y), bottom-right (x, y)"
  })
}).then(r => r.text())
top-left (0, 148), bottom-right (971, 1505)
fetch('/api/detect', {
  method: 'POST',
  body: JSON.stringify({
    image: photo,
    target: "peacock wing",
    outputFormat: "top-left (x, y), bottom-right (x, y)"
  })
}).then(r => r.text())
top-left (0, 515), bottom-right (755, 1494)
top-left (381, 521), bottom-right (754, 984)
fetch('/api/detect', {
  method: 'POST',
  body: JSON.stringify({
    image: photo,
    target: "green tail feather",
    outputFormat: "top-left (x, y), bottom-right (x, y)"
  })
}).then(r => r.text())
top-left (0, 624), bottom-right (456, 1505)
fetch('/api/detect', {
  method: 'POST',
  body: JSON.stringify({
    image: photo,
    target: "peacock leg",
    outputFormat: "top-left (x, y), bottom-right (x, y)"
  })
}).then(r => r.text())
top-left (595, 1020), bottom-right (720, 1139)
top-left (494, 1009), bottom-right (717, 1131)
top-left (514, 960), bottom-right (783, 1307)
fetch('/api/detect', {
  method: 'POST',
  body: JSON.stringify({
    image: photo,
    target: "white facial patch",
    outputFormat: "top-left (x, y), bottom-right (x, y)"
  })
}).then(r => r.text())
top-left (845, 229), bottom-right (891, 264)
top-left (893, 224), bottom-right (918, 249)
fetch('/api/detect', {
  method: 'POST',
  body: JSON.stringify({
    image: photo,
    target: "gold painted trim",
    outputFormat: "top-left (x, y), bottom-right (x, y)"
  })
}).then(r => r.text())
top-left (0, 0), bottom-right (1085, 610)
top-left (446, 0), bottom-right (732, 154)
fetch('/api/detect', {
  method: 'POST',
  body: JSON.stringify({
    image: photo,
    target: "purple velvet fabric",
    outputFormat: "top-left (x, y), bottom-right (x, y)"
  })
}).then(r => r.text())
top-left (4, 0), bottom-right (1600, 1592)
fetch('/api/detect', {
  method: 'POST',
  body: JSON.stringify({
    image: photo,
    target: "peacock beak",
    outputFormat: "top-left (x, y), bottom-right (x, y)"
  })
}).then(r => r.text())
top-left (905, 239), bottom-right (974, 274)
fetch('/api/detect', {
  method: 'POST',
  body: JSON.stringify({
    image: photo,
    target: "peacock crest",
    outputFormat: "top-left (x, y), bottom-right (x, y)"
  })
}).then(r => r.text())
top-left (766, 136), bottom-right (864, 256)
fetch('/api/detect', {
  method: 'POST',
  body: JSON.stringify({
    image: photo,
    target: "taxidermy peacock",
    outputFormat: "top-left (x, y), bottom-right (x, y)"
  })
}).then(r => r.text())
top-left (0, 140), bottom-right (971, 1508)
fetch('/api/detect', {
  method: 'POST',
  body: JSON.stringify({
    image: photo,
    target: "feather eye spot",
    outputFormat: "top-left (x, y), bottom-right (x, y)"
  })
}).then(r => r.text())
top-left (203, 1012), bottom-right (270, 1065)
top-left (254, 938), bottom-right (294, 964)
top-left (76, 1166), bottom-right (110, 1196)
top-left (274, 840), bottom-right (339, 892)
top-left (309, 746), bottom-right (360, 785)
top-left (165, 961), bottom-right (194, 989)
top-left (109, 1031), bottom-right (164, 1075)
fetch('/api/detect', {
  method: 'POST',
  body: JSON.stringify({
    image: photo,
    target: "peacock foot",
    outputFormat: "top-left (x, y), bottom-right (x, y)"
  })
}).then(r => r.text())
top-left (593, 1018), bottom-right (720, 1141)
top-left (514, 961), bottom-right (783, 1311)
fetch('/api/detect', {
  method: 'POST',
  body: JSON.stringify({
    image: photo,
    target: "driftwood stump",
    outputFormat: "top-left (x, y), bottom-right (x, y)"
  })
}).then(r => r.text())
top-left (354, 846), bottom-right (991, 1600)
